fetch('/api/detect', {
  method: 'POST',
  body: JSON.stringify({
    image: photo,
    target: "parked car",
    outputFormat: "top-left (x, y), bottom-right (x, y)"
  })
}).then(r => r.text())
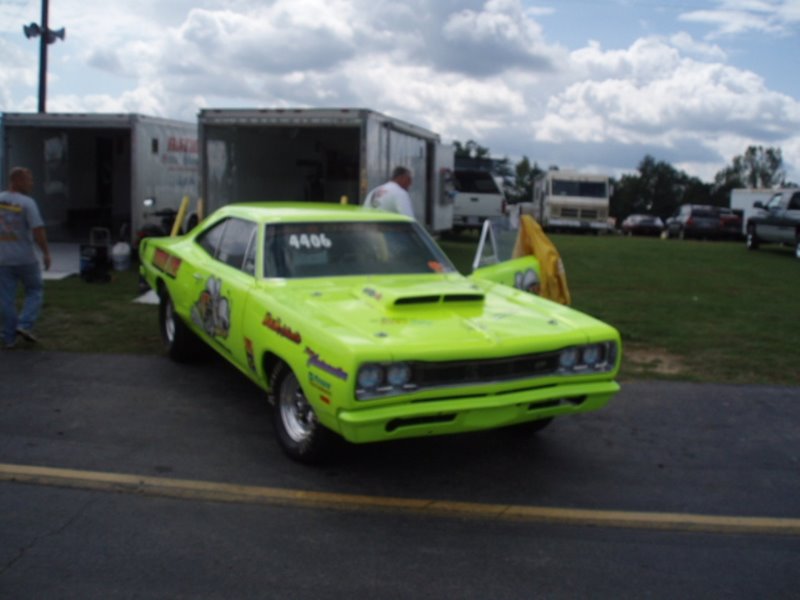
top-left (718, 207), bottom-right (743, 240)
top-left (620, 214), bottom-right (664, 236)
top-left (746, 190), bottom-right (800, 259)
top-left (139, 203), bottom-right (622, 463)
top-left (665, 204), bottom-right (733, 240)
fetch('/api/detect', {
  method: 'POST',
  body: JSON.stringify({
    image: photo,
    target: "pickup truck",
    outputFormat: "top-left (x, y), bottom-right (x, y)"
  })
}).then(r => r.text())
top-left (745, 190), bottom-right (800, 259)
top-left (451, 170), bottom-right (507, 232)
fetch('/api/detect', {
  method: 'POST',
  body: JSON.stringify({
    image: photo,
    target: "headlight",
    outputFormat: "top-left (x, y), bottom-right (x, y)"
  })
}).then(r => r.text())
top-left (582, 345), bottom-right (600, 366)
top-left (357, 365), bottom-right (383, 389)
top-left (559, 348), bottom-right (579, 370)
top-left (559, 342), bottom-right (617, 374)
top-left (356, 362), bottom-right (416, 400)
top-left (386, 363), bottom-right (411, 387)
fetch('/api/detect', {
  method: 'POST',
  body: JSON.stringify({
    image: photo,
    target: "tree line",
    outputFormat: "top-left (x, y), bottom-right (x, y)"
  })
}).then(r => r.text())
top-left (454, 141), bottom-right (796, 222)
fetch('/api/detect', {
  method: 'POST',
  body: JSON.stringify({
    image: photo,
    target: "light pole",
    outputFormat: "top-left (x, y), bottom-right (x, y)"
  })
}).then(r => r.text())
top-left (22, 0), bottom-right (65, 113)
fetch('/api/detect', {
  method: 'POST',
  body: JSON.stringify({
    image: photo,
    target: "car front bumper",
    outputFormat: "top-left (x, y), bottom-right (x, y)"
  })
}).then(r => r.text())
top-left (336, 379), bottom-right (620, 443)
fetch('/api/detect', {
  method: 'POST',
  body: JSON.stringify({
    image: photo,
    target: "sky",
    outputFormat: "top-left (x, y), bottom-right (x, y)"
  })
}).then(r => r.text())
top-left (2, 0), bottom-right (799, 184)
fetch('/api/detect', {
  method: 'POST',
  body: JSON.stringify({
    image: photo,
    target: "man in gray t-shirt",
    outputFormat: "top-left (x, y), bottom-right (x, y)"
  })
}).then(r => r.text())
top-left (0, 167), bottom-right (51, 348)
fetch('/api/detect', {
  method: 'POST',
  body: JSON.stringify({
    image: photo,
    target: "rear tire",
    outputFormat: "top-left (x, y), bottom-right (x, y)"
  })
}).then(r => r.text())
top-left (159, 288), bottom-right (197, 362)
top-left (271, 365), bottom-right (337, 464)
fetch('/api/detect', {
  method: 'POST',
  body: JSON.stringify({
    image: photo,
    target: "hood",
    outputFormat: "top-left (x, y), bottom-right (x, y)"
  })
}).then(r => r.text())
top-left (263, 274), bottom-right (609, 359)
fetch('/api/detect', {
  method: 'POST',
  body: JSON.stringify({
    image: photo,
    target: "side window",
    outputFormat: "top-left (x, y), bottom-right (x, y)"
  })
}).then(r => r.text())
top-left (196, 219), bottom-right (228, 258)
top-left (788, 193), bottom-right (800, 211)
top-left (217, 218), bottom-right (257, 271)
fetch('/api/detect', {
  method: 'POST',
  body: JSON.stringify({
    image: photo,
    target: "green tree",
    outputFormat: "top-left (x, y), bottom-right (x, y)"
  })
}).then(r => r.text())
top-left (714, 145), bottom-right (786, 190)
top-left (511, 156), bottom-right (542, 202)
top-left (611, 155), bottom-right (711, 221)
top-left (453, 139), bottom-right (490, 159)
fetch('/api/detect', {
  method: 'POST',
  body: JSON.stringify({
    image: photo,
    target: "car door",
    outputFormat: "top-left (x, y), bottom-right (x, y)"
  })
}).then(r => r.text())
top-left (759, 193), bottom-right (787, 242)
top-left (189, 216), bottom-right (259, 370)
top-left (469, 217), bottom-right (553, 299)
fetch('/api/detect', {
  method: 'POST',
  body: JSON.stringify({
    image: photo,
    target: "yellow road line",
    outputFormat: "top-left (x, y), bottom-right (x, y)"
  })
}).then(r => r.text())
top-left (1, 462), bottom-right (798, 536)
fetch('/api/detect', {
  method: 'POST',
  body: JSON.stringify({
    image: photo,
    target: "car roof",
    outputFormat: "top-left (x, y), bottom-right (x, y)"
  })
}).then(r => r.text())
top-left (211, 202), bottom-right (413, 224)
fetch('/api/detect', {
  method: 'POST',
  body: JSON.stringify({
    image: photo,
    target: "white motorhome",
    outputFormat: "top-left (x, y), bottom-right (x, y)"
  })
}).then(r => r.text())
top-left (532, 170), bottom-right (612, 233)
top-left (198, 108), bottom-right (454, 232)
top-left (0, 112), bottom-right (198, 243)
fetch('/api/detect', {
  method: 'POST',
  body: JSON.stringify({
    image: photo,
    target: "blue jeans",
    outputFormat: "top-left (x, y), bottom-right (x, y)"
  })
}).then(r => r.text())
top-left (0, 263), bottom-right (43, 345)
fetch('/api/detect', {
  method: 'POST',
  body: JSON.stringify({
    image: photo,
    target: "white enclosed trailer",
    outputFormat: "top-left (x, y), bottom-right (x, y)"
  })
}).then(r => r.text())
top-left (0, 112), bottom-right (198, 243)
top-left (198, 108), bottom-right (454, 232)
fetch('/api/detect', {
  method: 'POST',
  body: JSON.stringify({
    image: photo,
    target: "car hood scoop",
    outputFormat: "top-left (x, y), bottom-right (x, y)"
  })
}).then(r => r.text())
top-left (362, 280), bottom-right (485, 308)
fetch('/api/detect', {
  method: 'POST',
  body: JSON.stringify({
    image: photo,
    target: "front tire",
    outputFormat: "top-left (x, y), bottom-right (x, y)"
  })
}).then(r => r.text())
top-left (746, 224), bottom-right (759, 250)
top-left (272, 366), bottom-right (337, 463)
top-left (159, 288), bottom-right (196, 362)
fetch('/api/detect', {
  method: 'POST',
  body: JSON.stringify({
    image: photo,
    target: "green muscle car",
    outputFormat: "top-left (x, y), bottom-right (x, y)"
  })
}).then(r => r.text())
top-left (139, 203), bottom-right (621, 463)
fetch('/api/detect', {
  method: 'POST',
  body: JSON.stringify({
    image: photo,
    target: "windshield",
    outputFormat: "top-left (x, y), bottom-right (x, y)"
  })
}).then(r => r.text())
top-left (263, 221), bottom-right (457, 278)
top-left (454, 171), bottom-right (501, 194)
top-left (551, 179), bottom-right (607, 198)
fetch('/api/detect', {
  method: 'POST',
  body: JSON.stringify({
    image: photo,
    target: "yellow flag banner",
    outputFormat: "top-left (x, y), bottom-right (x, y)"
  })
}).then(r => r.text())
top-left (512, 215), bottom-right (572, 305)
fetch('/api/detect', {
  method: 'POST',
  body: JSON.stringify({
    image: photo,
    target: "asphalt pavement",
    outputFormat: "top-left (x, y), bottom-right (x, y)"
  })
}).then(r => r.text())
top-left (1, 350), bottom-right (799, 598)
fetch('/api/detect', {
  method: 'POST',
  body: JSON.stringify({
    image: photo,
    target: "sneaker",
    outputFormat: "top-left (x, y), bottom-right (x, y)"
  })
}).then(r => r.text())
top-left (16, 328), bottom-right (38, 343)
top-left (4, 339), bottom-right (17, 350)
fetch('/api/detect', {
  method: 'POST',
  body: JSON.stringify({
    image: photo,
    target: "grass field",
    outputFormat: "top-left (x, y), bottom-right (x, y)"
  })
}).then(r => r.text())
top-left (443, 232), bottom-right (799, 385)
top-left (21, 233), bottom-right (800, 385)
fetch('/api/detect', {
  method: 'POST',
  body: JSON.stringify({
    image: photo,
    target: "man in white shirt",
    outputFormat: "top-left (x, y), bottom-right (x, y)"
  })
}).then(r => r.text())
top-left (363, 166), bottom-right (415, 219)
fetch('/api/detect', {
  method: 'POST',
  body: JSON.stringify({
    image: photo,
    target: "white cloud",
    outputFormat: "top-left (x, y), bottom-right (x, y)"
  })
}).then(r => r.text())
top-left (2, 0), bottom-right (799, 182)
top-left (669, 32), bottom-right (727, 60)
top-left (436, 0), bottom-right (561, 75)
top-left (537, 36), bottom-right (800, 163)
top-left (680, 0), bottom-right (800, 37)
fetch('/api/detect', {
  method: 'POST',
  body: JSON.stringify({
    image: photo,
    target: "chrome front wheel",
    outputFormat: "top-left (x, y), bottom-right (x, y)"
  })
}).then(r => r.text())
top-left (278, 373), bottom-right (317, 444)
top-left (272, 366), bottom-right (336, 463)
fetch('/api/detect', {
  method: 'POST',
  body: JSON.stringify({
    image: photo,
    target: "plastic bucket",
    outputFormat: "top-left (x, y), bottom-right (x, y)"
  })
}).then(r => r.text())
top-left (111, 242), bottom-right (131, 271)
